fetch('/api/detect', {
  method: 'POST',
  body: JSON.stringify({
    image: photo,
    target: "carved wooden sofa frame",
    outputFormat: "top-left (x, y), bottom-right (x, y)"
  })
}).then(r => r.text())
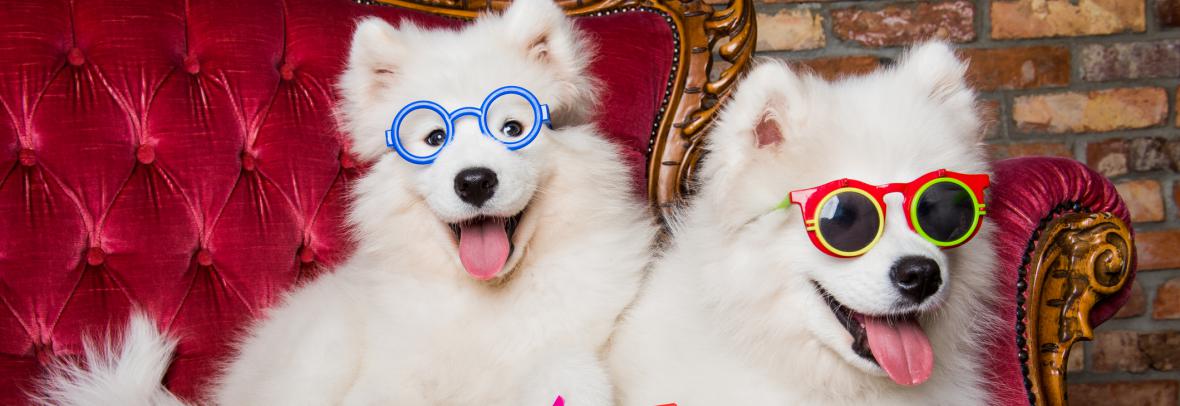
top-left (373, 0), bottom-right (1133, 404)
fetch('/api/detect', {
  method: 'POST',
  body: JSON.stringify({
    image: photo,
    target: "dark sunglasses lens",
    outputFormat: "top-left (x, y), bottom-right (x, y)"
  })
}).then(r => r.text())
top-left (915, 181), bottom-right (977, 243)
top-left (818, 191), bottom-right (881, 254)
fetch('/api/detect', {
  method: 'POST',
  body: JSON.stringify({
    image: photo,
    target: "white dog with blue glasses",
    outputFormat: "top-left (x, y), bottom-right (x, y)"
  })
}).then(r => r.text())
top-left (37, 0), bottom-right (657, 404)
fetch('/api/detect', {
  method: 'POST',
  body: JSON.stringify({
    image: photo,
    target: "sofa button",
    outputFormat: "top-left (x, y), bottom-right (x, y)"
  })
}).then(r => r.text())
top-left (34, 340), bottom-right (55, 365)
top-left (86, 247), bottom-right (105, 266)
top-left (183, 55), bottom-right (200, 75)
top-left (136, 145), bottom-right (155, 164)
top-left (67, 48), bottom-right (85, 66)
top-left (241, 152), bottom-right (257, 171)
top-left (196, 249), bottom-right (214, 266)
top-left (279, 63), bottom-right (295, 81)
top-left (18, 148), bottom-right (35, 166)
top-left (298, 246), bottom-right (315, 264)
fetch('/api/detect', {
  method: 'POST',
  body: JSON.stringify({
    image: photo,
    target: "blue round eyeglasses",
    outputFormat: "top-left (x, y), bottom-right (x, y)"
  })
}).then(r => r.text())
top-left (385, 85), bottom-right (552, 165)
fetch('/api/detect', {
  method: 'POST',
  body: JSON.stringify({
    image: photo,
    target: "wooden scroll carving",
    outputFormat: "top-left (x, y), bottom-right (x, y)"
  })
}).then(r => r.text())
top-left (1023, 212), bottom-right (1133, 406)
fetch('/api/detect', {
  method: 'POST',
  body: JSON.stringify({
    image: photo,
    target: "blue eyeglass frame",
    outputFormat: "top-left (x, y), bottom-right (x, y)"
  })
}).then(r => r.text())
top-left (385, 85), bottom-right (551, 165)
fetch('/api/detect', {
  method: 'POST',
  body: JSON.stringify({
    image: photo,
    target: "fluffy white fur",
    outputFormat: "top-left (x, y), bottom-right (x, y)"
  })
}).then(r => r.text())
top-left (39, 0), bottom-right (656, 404)
top-left (34, 313), bottom-right (183, 406)
top-left (609, 43), bottom-right (1000, 405)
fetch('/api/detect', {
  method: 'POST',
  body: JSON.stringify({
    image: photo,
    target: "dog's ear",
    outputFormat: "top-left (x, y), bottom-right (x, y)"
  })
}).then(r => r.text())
top-left (706, 62), bottom-right (805, 163)
top-left (500, 0), bottom-right (597, 126)
top-left (338, 17), bottom-right (411, 162)
top-left (694, 62), bottom-right (807, 219)
top-left (346, 17), bottom-right (406, 92)
top-left (501, 0), bottom-right (569, 64)
top-left (896, 42), bottom-right (982, 140)
top-left (897, 42), bottom-right (968, 104)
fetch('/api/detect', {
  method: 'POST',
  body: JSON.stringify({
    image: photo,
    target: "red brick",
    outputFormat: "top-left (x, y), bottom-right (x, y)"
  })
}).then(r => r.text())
top-left (831, 1), bottom-right (975, 48)
top-left (991, 0), bottom-right (1147, 40)
top-left (1091, 330), bottom-right (1149, 373)
top-left (1068, 343), bottom-right (1085, 372)
top-left (1129, 138), bottom-right (1172, 172)
top-left (1084, 138), bottom-right (1169, 176)
top-left (792, 55), bottom-right (881, 81)
top-left (1055, 334), bottom-right (1180, 374)
top-left (1161, 0), bottom-right (1180, 28)
top-left (1086, 139), bottom-right (1129, 177)
top-left (1013, 88), bottom-right (1168, 134)
top-left (1114, 281), bottom-right (1146, 319)
top-left (1115, 180), bottom-right (1165, 223)
top-left (1080, 40), bottom-right (1180, 81)
top-left (961, 46), bottom-right (1070, 91)
top-left (989, 142), bottom-right (1073, 161)
top-left (1154, 277), bottom-right (1180, 319)
top-left (1068, 381), bottom-right (1179, 406)
top-left (1140, 331), bottom-right (1180, 371)
top-left (1166, 141), bottom-right (1180, 172)
top-left (1138, 230), bottom-right (1180, 271)
top-left (756, 9), bottom-right (825, 51)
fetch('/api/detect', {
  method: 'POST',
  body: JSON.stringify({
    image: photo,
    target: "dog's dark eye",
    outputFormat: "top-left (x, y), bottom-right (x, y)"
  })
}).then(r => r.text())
top-left (424, 129), bottom-right (447, 147)
top-left (501, 121), bottom-right (524, 138)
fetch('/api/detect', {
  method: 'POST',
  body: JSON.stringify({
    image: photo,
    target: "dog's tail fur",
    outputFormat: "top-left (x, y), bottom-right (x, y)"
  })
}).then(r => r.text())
top-left (34, 312), bottom-right (188, 406)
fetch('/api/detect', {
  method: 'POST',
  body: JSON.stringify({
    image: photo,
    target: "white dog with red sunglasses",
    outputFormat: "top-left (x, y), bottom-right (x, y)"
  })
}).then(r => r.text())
top-left (609, 42), bottom-right (999, 404)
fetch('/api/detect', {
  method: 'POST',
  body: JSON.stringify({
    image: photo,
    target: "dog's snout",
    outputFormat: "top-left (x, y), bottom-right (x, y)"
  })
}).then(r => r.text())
top-left (455, 167), bottom-right (498, 207)
top-left (890, 256), bottom-right (941, 303)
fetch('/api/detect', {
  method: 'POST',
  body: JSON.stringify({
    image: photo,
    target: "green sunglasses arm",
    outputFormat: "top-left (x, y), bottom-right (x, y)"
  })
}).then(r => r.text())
top-left (775, 195), bottom-right (793, 210)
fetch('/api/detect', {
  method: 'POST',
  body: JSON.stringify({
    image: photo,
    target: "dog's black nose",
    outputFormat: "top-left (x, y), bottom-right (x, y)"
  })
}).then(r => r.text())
top-left (890, 256), bottom-right (942, 303)
top-left (454, 167), bottom-right (498, 207)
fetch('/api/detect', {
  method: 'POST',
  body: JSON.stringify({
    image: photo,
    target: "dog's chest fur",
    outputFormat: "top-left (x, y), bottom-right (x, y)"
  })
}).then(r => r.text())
top-left (612, 243), bottom-right (990, 405)
top-left (212, 133), bottom-right (655, 405)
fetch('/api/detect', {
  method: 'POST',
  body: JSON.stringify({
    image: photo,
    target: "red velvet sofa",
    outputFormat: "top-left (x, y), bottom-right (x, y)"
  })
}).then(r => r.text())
top-left (0, 0), bottom-right (1136, 404)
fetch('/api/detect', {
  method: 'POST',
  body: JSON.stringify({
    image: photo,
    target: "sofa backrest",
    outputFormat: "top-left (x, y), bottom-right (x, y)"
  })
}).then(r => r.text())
top-left (0, 0), bottom-right (688, 400)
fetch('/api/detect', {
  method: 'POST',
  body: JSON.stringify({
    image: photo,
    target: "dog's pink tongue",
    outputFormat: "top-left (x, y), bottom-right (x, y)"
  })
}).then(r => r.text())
top-left (457, 219), bottom-right (509, 280)
top-left (863, 315), bottom-right (934, 386)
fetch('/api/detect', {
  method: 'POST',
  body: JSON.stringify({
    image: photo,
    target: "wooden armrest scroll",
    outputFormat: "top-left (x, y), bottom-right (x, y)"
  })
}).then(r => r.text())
top-left (1022, 212), bottom-right (1133, 406)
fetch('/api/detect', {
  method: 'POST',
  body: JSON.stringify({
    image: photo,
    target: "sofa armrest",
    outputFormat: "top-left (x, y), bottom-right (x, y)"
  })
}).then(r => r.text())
top-left (988, 157), bottom-right (1137, 406)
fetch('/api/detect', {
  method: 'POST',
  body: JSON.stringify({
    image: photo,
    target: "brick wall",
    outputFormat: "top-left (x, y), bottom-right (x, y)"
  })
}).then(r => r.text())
top-left (749, 0), bottom-right (1180, 404)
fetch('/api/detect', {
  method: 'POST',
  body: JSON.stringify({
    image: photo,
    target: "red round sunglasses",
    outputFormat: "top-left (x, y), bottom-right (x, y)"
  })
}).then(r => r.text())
top-left (778, 169), bottom-right (990, 258)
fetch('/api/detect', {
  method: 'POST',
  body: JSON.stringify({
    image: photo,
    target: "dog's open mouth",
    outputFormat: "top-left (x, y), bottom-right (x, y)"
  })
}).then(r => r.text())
top-left (448, 212), bottom-right (523, 280)
top-left (816, 284), bottom-right (934, 386)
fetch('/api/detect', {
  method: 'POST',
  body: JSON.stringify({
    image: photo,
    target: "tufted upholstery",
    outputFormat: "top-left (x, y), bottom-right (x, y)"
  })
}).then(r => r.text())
top-left (0, 0), bottom-right (674, 402)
